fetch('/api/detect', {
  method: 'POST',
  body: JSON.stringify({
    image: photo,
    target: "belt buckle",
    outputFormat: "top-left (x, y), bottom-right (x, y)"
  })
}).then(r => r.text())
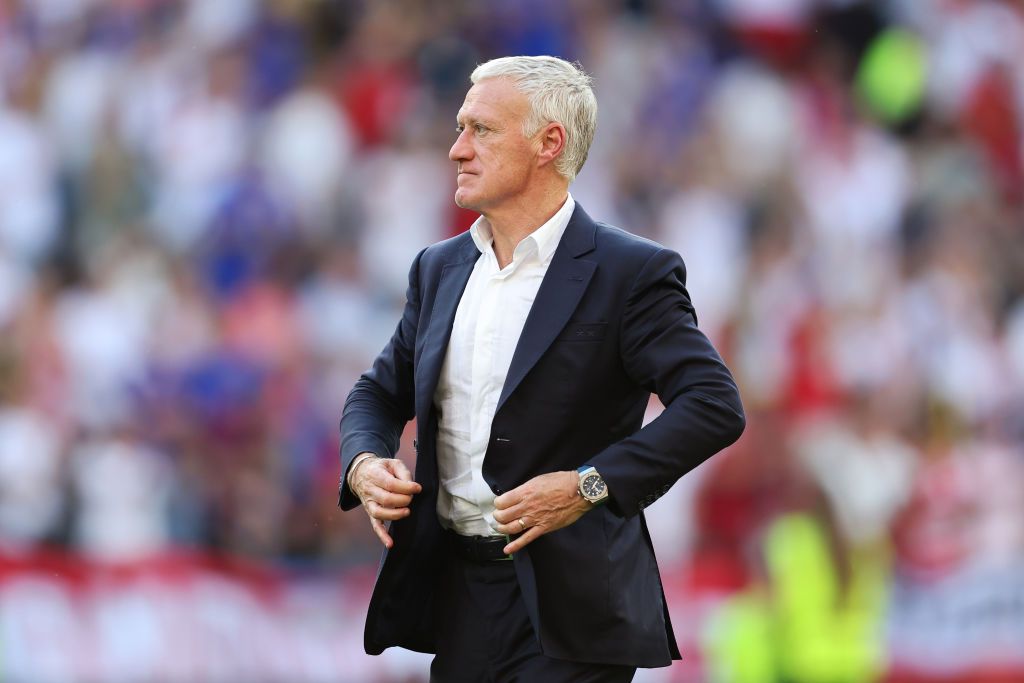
top-left (497, 534), bottom-right (513, 561)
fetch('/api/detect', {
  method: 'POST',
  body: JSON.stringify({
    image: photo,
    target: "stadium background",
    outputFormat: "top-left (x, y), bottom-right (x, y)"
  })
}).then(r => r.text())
top-left (1, 0), bottom-right (1023, 681)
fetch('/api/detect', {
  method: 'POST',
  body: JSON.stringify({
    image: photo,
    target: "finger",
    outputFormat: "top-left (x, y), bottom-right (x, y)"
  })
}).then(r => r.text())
top-left (369, 516), bottom-right (393, 549)
top-left (365, 499), bottom-right (411, 522)
top-left (365, 486), bottom-right (414, 509)
top-left (373, 467), bottom-right (421, 495)
top-left (491, 503), bottom-right (524, 525)
top-left (503, 526), bottom-right (543, 555)
top-left (493, 516), bottom-right (528, 536)
top-left (494, 487), bottom-right (525, 511)
top-left (387, 458), bottom-right (417, 485)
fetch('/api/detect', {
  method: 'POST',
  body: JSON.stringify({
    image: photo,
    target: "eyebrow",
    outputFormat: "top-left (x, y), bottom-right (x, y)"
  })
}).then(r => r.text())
top-left (455, 113), bottom-right (499, 130)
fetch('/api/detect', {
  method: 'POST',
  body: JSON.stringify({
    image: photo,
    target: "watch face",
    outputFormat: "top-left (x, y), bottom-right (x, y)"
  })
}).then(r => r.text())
top-left (582, 473), bottom-right (606, 499)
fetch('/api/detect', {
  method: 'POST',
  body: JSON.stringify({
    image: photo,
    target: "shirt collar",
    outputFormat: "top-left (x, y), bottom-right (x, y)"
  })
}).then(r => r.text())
top-left (469, 193), bottom-right (576, 265)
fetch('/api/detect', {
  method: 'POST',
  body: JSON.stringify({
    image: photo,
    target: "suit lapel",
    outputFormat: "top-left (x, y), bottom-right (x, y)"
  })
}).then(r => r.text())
top-left (496, 205), bottom-right (597, 413)
top-left (415, 239), bottom-right (479, 422)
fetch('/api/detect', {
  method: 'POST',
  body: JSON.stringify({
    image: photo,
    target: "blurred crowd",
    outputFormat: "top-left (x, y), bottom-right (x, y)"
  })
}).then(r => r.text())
top-left (1, 0), bottom-right (1023, 680)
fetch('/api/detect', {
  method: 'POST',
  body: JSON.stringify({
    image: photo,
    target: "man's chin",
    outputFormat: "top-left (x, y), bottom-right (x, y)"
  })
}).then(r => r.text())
top-left (454, 193), bottom-right (481, 211)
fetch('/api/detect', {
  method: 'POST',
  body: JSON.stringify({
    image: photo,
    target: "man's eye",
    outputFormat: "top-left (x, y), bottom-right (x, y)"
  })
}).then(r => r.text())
top-left (455, 126), bottom-right (464, 134)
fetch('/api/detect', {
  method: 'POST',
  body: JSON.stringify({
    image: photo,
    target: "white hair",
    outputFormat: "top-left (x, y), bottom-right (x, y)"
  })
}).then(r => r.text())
top-left (471, 55), bottom-right (597, 182)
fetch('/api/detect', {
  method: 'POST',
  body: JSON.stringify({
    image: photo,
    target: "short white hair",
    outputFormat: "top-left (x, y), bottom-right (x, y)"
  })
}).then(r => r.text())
top-left (471, 56), bottom-right (597, 182)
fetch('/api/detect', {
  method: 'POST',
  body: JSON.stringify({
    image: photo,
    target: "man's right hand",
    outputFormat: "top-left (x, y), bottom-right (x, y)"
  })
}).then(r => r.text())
top-left (348, 454), bottom-right (422, 549)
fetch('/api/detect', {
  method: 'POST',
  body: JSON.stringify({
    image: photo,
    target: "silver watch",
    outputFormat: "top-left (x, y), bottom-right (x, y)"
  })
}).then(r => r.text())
top-left (577, 465), bottom-right (608, 505)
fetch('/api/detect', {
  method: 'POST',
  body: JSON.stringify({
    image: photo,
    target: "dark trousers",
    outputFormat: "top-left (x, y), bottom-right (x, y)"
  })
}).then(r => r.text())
top-left (430, 540), bottom-right (636, 683)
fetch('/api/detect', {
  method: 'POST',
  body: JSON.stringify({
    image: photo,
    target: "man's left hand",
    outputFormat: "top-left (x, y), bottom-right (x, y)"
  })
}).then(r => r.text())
top-left (492, 471), bottom-right (593, 555)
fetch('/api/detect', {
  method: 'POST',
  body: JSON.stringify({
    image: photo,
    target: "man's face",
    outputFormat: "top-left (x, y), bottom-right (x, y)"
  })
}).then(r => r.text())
top-left (449, 77), bottom-right (539, 213)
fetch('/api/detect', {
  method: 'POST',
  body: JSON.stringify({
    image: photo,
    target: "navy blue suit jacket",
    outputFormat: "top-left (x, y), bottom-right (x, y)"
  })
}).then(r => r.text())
top-left (339, 203), bottom-right (745, 667)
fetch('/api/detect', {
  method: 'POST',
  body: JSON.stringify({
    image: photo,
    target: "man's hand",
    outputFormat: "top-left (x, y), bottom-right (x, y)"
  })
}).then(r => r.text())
top-left (349, 454), bottom-right (422, 549)
top-left (492, 471), bottom-right (593, 555)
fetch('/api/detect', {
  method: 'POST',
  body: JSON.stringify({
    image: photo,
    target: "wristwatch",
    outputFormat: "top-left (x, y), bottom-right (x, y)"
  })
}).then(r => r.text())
top-left (576, 465), bottom-right (609, 505)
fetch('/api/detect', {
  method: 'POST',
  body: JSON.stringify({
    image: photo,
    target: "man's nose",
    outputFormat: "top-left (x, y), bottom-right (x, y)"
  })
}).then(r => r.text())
top-left (449, 129), bottom-right (472, 162)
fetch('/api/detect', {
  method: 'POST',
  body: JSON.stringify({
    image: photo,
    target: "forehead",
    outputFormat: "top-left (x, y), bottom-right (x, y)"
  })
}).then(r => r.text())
top-left (457, 77), bottom-right (530, 124)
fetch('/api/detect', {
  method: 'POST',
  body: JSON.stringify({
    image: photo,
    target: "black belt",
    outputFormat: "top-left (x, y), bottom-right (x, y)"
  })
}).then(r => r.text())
top-left (446, 529), bottom-right (514, 562)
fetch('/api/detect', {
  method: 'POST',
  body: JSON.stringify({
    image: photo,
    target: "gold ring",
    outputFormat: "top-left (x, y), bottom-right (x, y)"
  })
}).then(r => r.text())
top-left (518, 518), bottom-right (526, 531)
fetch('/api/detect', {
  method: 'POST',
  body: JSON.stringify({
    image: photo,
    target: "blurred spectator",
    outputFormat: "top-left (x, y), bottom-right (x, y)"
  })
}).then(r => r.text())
top-left (0, 77), bottom-right (60, 263)
top-left (70, 434), bottom-right (174, 561)
top-left (0, 407), bottom-right (63, 548)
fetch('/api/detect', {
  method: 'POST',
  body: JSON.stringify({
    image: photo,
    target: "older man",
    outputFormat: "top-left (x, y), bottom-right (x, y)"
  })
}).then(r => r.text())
top-left (339, 56), bottom-right (745, 682)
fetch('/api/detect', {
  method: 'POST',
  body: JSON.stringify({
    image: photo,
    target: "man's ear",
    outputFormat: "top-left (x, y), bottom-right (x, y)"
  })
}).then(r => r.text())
top-left (535, 122), bottom-right (567, 170)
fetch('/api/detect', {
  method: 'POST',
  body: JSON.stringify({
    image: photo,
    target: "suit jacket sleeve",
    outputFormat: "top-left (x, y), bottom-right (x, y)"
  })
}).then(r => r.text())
top-left (337, 249), bottom-right (424, 511)
top-left (589, 247), bottom-right (745, 517)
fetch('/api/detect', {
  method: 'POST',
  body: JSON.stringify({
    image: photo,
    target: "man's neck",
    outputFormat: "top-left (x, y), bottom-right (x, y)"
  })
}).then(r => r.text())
top-left (484, 185), bottom-right (570, 269)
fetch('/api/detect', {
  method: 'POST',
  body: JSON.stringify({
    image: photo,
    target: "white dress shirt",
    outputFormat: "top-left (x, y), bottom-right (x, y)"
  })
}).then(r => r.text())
top-left (434, 193), bottom-right (576, 536)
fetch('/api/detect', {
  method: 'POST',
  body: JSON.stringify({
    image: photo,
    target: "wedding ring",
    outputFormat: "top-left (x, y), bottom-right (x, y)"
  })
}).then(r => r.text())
top-left (518, 518), bottom-right (526, 531)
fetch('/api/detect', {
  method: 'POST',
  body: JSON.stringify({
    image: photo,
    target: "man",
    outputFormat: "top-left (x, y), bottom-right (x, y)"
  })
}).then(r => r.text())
top-left (339, 56), bottom-right (745, 681)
